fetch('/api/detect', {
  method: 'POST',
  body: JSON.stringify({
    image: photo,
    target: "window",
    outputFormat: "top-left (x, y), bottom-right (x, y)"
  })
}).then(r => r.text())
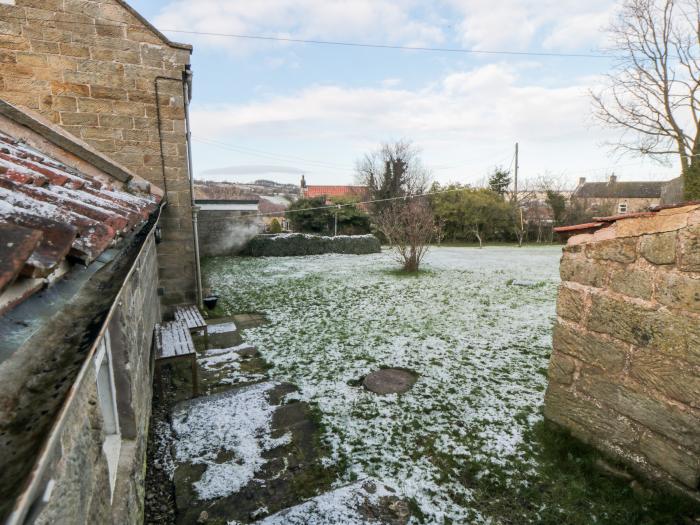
top-left (618, 202), bottom-right (628, 214)
top-left (94, 330), bottom-right (121, 500)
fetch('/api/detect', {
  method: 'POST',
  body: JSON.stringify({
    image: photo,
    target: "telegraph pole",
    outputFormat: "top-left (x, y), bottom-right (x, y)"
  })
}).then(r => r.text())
top-left (514, 142), bottom-right (519, 202)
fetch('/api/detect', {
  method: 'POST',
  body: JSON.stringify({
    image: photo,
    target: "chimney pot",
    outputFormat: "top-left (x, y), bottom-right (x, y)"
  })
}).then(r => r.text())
top-left (609, 174), bottom-right (617, 184)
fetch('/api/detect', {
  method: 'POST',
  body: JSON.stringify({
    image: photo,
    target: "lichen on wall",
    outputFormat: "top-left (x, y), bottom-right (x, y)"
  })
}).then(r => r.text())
top-left (545, 204), bottom-right (700, 496)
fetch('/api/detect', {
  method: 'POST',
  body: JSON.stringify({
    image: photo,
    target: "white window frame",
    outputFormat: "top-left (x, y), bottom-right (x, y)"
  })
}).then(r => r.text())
top-left (618, 202), bottom-right (628, 214)
top-left (94, 330), bottom-right (121, 501)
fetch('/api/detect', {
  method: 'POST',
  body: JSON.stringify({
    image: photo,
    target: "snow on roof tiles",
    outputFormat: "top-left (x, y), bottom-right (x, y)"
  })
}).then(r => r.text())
top-left (0, 130), bottom-right (160, 296)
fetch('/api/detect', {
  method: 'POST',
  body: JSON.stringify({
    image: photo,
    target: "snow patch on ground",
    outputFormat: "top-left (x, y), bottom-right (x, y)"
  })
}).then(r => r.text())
top-left (208, 321), bottom-right (238, 334)
top-left (171, 382), bottom-right (292, 500)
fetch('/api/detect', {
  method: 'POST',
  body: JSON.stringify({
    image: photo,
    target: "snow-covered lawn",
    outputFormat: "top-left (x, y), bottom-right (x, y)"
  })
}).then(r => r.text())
top-left (204, 246), bottom-right (561, 523)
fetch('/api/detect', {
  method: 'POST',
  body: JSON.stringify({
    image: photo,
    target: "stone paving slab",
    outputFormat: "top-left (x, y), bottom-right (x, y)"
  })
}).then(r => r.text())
top-left (250, 479), bottom-right (411, 525)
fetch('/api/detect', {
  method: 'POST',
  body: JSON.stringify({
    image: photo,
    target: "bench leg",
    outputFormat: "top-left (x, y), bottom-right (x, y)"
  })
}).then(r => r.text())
top-left (155, 361), bottom-right (163, 398)
top-left (191, 356), bottom-right (199, 398)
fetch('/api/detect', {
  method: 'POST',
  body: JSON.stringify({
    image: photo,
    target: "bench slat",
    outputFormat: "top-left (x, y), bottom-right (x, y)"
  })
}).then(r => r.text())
top-left (174, 305), bottom-right (207, 332)
top-left (155, 321), bottom-right (196, 360)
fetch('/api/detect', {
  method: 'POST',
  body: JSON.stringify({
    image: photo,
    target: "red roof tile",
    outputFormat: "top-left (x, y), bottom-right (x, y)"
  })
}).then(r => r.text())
top-left (302, 185), bottom-right (369, 200)
top-left (0, 131), bottom-right (160, 301)
top-left (0, 223), bottom-right (42, 292)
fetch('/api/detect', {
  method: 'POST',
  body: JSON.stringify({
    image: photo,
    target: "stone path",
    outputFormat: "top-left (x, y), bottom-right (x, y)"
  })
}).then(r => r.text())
top-left (363, 368), bottom-right (418, 394)
top-left (148, 314), bottom-right (413, 524)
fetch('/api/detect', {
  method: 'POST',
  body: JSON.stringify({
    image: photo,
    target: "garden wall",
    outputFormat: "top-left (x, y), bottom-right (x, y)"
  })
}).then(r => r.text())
top-left (544, 204), bottom-right (700, 497)
top-left (245, 233), bottom-right (381, 257)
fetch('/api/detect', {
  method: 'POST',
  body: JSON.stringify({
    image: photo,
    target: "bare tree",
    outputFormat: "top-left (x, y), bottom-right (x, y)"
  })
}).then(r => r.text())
top-left (592, 0), bottom-right (700, 200)
top-left (375, 199), bottom-right (434, 272)
top-left (356, 140), bottom-right (431, 208)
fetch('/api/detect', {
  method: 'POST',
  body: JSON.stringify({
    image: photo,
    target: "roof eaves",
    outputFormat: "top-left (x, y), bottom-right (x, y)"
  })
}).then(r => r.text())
top-left (116, 0), bottom-right (193, 52)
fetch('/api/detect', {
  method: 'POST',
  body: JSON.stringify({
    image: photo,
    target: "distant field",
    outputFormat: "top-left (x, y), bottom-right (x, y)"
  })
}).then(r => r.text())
top-left (203, 247), bottom-right (698, 524)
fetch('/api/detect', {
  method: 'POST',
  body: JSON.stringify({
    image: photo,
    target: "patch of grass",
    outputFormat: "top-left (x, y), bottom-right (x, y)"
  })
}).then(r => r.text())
top-left (381, 268), bottom-right (435, 278)
top-left (460, 419), bottom-right (700, 524)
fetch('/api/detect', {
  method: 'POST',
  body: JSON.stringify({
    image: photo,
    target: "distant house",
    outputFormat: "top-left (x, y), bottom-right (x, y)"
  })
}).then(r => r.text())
top-left (299, 175), bottom-right (369, 203)
top-left (572, 175), bottom-right (667, 215)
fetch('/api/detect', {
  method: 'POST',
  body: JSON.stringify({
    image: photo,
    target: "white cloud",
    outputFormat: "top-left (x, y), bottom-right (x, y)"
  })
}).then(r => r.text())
top-left (187, 63), bottom-right (682, 187)
top-left (446, 0), bottom-right (616, 51)
top-left (154, 0), bottom-right (445, 54)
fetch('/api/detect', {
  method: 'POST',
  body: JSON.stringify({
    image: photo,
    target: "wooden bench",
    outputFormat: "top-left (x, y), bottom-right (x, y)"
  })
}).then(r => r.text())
top-left (174, 304), bottom-right (208, 336)
top-left (154, 321), bottom-right (199, 397)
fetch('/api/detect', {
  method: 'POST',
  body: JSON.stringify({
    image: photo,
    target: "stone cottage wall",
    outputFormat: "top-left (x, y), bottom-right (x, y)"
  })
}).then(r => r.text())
top-left (31, 232), bottom-right (160, 525)
top-left (198, 210), bottom-right (262, 257)
top-left (0, 0), bottom-right (196, 307)
top-left (544, 204), bottom-right (700, 495)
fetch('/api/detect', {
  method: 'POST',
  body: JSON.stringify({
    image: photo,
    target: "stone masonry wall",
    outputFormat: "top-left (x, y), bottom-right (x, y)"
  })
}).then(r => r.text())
top-left (33, 232), bottom-right (160, 525)
top-left (544, 204), bottom-right (700, 496)
top-left (0, 0), bottom-right (196, 307)
top-left (198, 210), bottom-right (261, 257)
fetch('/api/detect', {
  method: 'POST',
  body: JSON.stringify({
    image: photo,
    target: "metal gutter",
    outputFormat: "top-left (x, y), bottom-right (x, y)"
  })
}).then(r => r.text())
top-left (4, 204), bottom-right (163, 525)
top-left (182, 67), bottom-right (203, 309)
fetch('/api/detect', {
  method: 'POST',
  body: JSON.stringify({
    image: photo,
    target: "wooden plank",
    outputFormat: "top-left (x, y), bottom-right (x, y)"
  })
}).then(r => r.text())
top-left (174, 305), bottom-right (206, 332)
top-left (155, 321), bottom-right (195, 361)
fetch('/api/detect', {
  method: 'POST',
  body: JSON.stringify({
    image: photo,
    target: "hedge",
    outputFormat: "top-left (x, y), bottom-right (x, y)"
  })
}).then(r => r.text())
top-left (244, 233), bottom-right (381, 257)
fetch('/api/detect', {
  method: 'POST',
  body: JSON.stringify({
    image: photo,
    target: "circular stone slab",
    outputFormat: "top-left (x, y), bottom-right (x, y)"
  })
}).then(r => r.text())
top-left (363, 368), bottom-right (417, 395)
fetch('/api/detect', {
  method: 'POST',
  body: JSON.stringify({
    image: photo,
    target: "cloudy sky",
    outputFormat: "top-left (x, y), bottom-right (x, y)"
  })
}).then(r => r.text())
top-left (130, 0), bottom-right (679, 188)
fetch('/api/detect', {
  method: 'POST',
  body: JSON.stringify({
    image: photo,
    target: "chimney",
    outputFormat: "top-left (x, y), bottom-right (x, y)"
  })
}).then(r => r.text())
top-left (578, 177), bottom-right (586, 186)
top-left (608, 173), bottom-right (617, 184)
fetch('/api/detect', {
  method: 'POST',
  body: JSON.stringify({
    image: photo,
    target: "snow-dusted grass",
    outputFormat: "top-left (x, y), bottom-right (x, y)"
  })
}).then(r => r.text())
top-left (204, 247), bottom-right (560, 522)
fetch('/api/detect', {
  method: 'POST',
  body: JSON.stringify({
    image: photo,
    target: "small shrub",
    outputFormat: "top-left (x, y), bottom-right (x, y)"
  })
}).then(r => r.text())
top-left (268, 218), bottom-right (283, 233)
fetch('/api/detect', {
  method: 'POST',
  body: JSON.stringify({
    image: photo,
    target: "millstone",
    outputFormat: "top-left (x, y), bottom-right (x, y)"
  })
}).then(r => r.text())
top-left (363, 368), bottom-right (417, 395)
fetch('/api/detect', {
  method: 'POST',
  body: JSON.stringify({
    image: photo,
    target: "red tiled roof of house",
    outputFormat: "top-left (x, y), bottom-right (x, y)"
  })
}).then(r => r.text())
top-left (302, 185), bottom-right (369, 200)
top-left (0, 131), bottom-right (160, 296)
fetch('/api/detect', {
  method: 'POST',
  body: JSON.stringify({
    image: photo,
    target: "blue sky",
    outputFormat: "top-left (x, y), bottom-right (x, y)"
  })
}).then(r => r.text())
top-left (130, 0), bottom-right (679, 188)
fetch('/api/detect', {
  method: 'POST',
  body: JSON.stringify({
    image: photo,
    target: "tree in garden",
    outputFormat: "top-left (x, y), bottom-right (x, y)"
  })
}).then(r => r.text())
top-left (546, 190), bottom-right (567, 225)
top-left (375, 198), bottom-right (434, 272)
top-left (430, 184), bottom-right (511, 246)
top-left (268, 218), bottom-right (283, 233)
top-left (488, 167), bottom-right (512, 197)
top-left (592, 0), bottom-right (700, 200)
top-left (356, 140), bottom-right (431, 211)
top-left (287, 196), bottom-right (329, 233)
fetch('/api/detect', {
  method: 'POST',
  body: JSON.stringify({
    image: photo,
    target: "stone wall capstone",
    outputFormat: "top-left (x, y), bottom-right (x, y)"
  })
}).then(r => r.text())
top-left (544, 204), bottom-right (700, 497)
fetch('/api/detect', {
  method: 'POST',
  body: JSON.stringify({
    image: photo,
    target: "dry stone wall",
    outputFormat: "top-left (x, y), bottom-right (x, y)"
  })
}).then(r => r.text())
top-left (0, 0), bottom-right (196, 307)
top-left (545, 204), bottom-right (700, 496)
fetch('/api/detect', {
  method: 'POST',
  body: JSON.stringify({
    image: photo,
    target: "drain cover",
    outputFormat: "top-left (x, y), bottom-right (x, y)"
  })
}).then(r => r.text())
top-left (363, 368), bottom-right (417, 395)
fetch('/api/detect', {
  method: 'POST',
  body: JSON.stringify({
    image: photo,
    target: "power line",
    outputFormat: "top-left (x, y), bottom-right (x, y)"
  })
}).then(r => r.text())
top-left (230, 185), bottom-right (495, 220)
top-left (0, 14), bottom-right (609, 59)
top-left (160, 28), bottom-right (609, 59)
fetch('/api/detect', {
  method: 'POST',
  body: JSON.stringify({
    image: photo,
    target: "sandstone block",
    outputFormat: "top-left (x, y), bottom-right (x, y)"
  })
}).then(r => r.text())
top-left (679, 224), bottom-right (700, 272)
top-left (30, 40), bottom-right (60, 54)
top-left (609, 267), bottom-right (653, 299)
top-left (587, 294), bottom-right (660, 348)
top-left (630, 348), bottom-right (700, 407)
top-left (639, 231), bottom-right (676, 265)
top-left (560, 256), bottom-right (608, 287)
top-left (77, 97), bottom-right (113, 114)
top-left (578, 367), bottom-right (700, 452)
top-left (90, 85), bottom-right (126, 100)
top-left (585, 238), bottom-right (637, 263)
top-left (617, 213), bottom-right (688, 237)
top-left (656, 271), bottom-right (700, 312)
top-left (60, 112), bottom-right (98, 126)
top-left (547, 351), bottom-right (576, 385)
top-left (639, 433), bottom-right (700, 488)
top-left (553, 322), bottom-right (627, 372)
top-left (544, 384), bottom-right (638, 447)
top-left (59, 42), bottom-right (90, 58)
top-left (98, 114), bottom-right (133, 129)
top-left (51, 81), bottom-right (89, 97)
top-left (557, 286), bottom-right (586, 322)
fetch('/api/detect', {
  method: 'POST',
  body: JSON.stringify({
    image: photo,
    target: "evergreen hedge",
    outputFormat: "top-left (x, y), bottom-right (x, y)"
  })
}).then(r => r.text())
top-left (245, 234), bottom-right (381, 257)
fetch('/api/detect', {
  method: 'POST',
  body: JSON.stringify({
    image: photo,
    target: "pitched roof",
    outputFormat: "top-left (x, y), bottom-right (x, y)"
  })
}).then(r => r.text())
top-left (0, 131), bottom-right (159, 303)
top-left (117, 0), bottom-right (192, 51)
top-left (303, 185), bottom-right (369, 200)
top-left (573, 181), bottom-right (666, 199)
